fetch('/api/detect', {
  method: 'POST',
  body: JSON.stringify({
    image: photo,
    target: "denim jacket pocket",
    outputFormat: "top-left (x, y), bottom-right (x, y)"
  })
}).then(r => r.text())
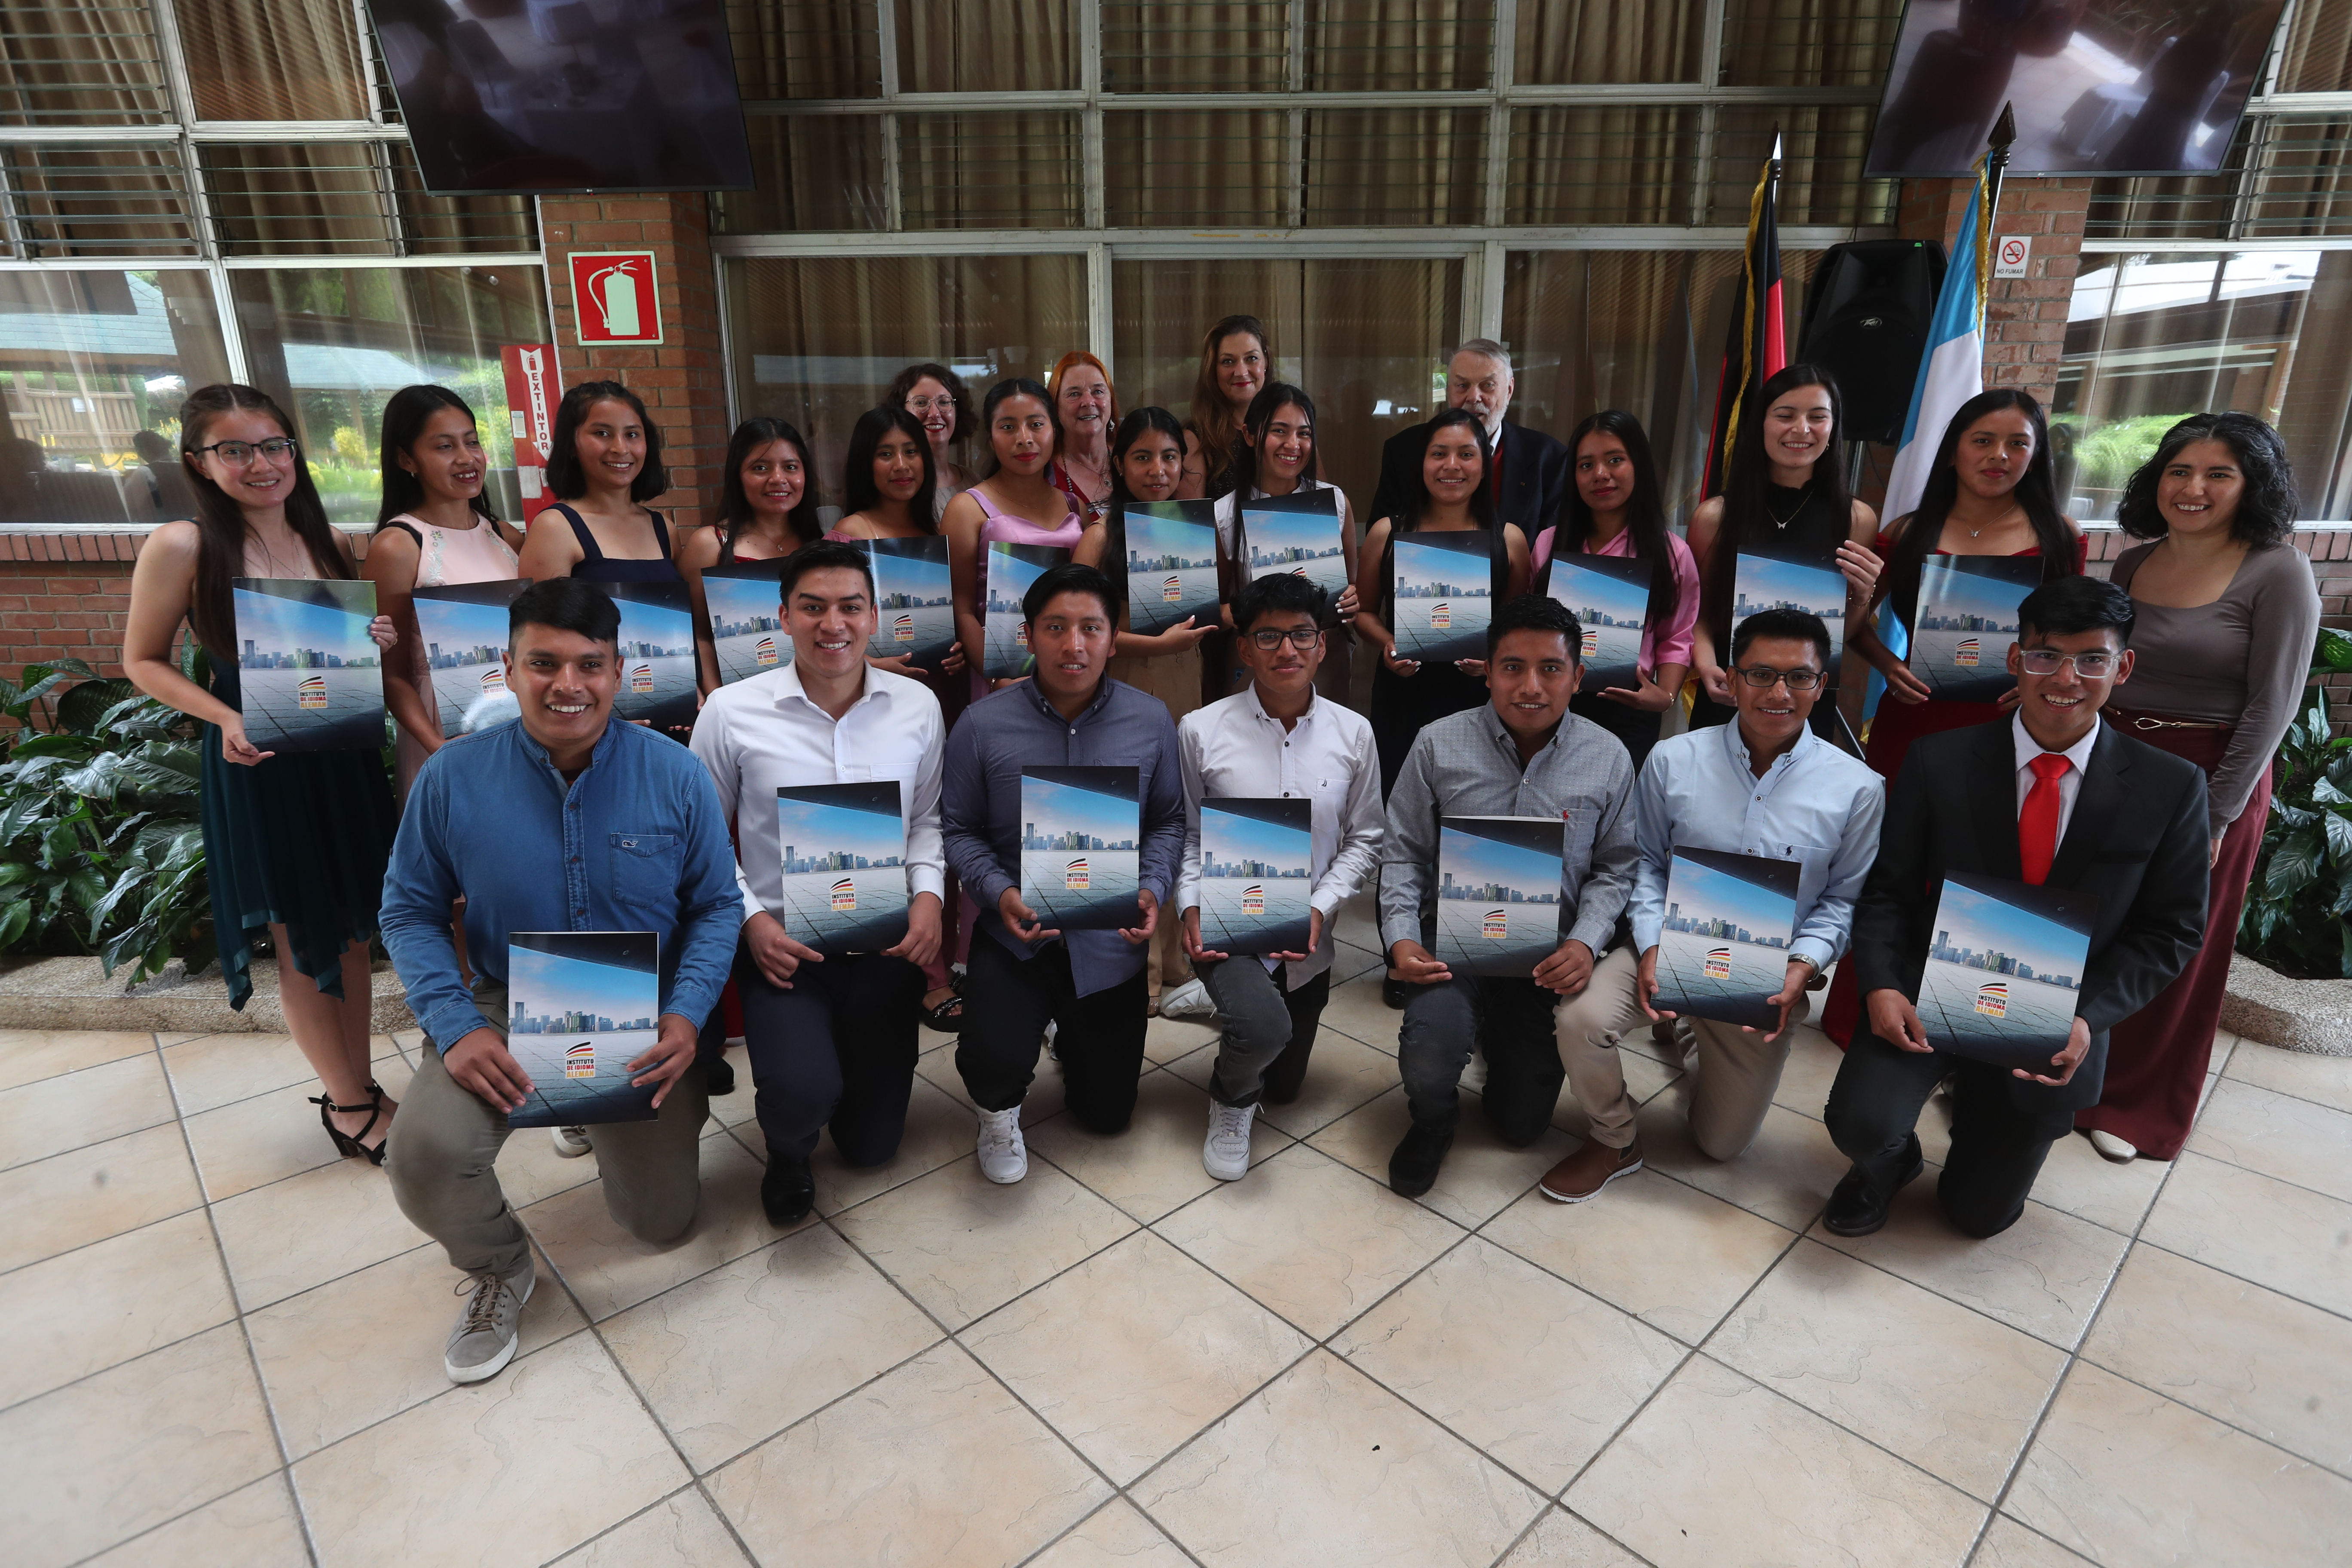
top-left (609, 833), bottom-right (681, 910)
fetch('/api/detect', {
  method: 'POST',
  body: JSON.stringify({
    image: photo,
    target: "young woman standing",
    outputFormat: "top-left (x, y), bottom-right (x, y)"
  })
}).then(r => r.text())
top-left (1533, 410), bottom-right (1698, 771)
top-left (516, 381), bottom-right (680, 587)
top-left (943, 378), bottom-right (1084, 700)
top-left (1179, 314), bottom-right (1271, 502)
top-left (366, 385), bottom-right (524, 801)
top-left (678, 417), bottom-right (823, 695)
top-left (1213, 383), bottom-right (1360, 703)
top-left (2085, 413), bottom-right (2320, 1163)
top-left (886, 361), bottom-right (976, 511)
top-left (122, 385), bottom-right (402, 1163)
top-left (1047, 352), bottom-right (1117, 528)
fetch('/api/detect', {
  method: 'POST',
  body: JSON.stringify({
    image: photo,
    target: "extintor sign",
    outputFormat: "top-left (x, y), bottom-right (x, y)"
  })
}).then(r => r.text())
top-left (569, 251), bottom-right (663, 346)
top-left (499, 343), bottom-right (559, 521)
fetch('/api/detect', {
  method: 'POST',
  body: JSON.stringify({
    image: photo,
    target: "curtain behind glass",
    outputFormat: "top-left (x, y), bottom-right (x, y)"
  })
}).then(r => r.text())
top-left (731, 0), bottom-right (881, 98)
top-left (175, 0), bottom-right (368, 119)
top-left (1514, 0), bottom-right (1705, 84)
top-left (1101, 1), bottom-right (1289, 92)
top-left (0, 0), bottom-right (172, 124)
top-left (1304, 0), bottom-right (1494, 91)
top-left (894, 0), bottom-right (1077, 91)
top-left (1720, 0), bottom-right (1904, 87)
top-left (2280, 0), bottom-right (2352, 93)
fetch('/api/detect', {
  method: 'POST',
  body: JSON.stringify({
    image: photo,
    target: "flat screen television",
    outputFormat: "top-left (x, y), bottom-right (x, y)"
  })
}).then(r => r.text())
top-left (365, 0), bottom-right (754, 194)
top-left (1864, 0), bottom-right (2289, 177)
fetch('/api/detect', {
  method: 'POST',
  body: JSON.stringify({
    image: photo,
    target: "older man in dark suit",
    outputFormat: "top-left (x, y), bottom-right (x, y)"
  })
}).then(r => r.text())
top-left (1369, 339), bottom-right (1571, 539)
top-left (1823, 575), bottom-right (2208, 1240)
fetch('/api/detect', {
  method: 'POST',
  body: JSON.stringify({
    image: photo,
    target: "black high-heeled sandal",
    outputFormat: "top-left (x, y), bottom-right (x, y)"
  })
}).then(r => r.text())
top-left (311, 1082), bottom-right (390, 1167)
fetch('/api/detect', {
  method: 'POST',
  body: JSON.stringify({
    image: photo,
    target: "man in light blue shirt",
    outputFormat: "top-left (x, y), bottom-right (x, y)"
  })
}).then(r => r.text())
top-left (1543, 607), bottom-right (1883, 1203)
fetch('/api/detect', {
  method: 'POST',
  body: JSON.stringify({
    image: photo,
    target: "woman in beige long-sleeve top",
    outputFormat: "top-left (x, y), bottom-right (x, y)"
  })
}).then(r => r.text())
top-left (2087, 413), bottom-right (2321, 1164)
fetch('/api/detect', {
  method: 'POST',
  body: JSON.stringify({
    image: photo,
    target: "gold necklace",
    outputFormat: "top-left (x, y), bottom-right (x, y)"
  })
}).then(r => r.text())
top-left (1765, 482), bottom-right (1813, 531)
top-left (1959, 503), bottom-right (2021, 540)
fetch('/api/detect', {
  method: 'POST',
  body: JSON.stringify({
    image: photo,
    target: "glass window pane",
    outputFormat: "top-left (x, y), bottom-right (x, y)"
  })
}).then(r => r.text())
top-left (731, 0), bottom-right (882, 99)
top-left (175, 0), bottom-right (368, 120)
top-left (1102, 110), bottom-right (1289, 227)
top-left (228, 264), bottom-right (553, 527)
top-left (721, 116), bottom-right (890, 232)
top-left (1303, 108), bottom-right (1485, 226)
top-left (2091, 118), bottom-right (2352, 241)
top-left (2278, 0), bottom-right (2352, 94)
top-left (900, 112), bottom-right (1082, 229)
top-left (894, 0), bottom-right (1076, 92)
top-left (0, 268), bottom-right (232, 527)
top-left (2, 144), bottom-right (200, 257)
top-left (1514, 0), bottom-right (1705, 86)
top-left (386, 143), bottom-right (538, 255)
top-left (1507, 107), bottom-right (1700, 225)
top-left (0, 0), bottom-right (173, 125)
top-left (1707, 106), bottom-right (1896, 227)
top-left (1110, 256), bottom-right (1464, 513)
top-left (1304, 0), bottom-right (1494, 92)
top-left (200, 143), bottom-right (397, 256)
top-left (1101, 1), bottom-right (1289, 92)
top-left (1719, 0), bottom-right (1904, 88)
top-left (725, 254), bottom-right (1085, 510)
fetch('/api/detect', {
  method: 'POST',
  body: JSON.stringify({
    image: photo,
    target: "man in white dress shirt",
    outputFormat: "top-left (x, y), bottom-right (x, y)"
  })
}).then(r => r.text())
top-left (689, 541), bottom-right (946, 1226)
top-left (1178, 573), bottom-right (1383, 1179)
top-left (1543, 607), bottom-right (1884, 1203)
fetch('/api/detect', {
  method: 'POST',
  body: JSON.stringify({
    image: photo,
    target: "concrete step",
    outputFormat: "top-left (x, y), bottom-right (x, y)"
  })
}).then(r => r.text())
top-left (0, 953), bottom-right (413, 1035)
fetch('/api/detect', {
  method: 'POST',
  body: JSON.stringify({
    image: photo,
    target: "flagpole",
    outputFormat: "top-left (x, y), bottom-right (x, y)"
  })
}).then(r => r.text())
top-left (1984, 102), bottom-right (2016, 227)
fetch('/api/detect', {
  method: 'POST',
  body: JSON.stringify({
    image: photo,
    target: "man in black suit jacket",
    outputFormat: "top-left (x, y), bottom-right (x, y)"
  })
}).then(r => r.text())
top-left (1823, 576), bottom-right (2208, 1240)
top-left (1369, 339), bottom-right (1572, 539)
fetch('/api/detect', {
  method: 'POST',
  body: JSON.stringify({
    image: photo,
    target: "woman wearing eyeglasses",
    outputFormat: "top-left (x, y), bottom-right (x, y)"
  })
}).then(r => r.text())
top-left (2079, 413), bottom-right (2319, 1165)
top-left (886, 362), bottom-right (976, 513)
top-left (121, 384), bottom-right (403, 1165)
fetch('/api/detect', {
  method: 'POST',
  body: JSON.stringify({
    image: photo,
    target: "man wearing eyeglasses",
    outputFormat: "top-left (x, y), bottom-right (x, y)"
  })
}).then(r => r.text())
top-left (1543, 607), bottom-right (1885, 1202)
top-left (1822, 576), bottom-right (2208, 1240)
top-left (1176, 574), bottom-right (1383, 1180)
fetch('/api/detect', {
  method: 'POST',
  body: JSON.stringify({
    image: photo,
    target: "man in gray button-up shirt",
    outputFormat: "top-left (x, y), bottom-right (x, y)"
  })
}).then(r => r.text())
top-left (1381, 596), bottom-right (1638, 1197)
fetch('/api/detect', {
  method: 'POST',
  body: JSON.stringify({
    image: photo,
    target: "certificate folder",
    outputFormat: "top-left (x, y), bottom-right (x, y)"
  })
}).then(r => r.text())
top-left (774, 781), bottom-right (910, 955)
top-left (864, 535), bottom-right (957, 672)
top-left (504, 931), bottom-right (661, 1128)
top-left (1907, 554), bottom-right (2041, 702)
top-left (1198, 797), bottom-right (1314, 956)
top-left (410, 579), bottom-right (527, 738)
top-left (1434, 815), bottom-right (1565, 977)
top-left (229, 577), bottom-right (384, 753)
top-left (1544, 551), bottom-right (1651, 693)
top-left (589, 579), bottom-right (698, 729)
top-left (702, 561), bottom-right (789, 685)
top-left (1019, 766), bottom-right (1142, 933)
top-left (1240, 490), bottom-right (1348, 603)
top-left (1731, 540), bottom-right (1847, 671)
top-left (1651, 847), bottom-right (1802, 1030)
top-left (984, 541), bottom-right (1067, 681)
top-left (1119, 500), bottom-right (1222, 637)
top-left (1917, 871), bottom-right (2095, 1072)
top-left (1390, 530), bottom-right (1493, 664)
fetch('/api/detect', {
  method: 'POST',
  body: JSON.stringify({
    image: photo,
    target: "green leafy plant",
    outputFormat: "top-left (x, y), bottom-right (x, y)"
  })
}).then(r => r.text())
top-left (2238, 627), bottom-right (2352, 979)
top-left (0, 651), bottom-right (213, 981)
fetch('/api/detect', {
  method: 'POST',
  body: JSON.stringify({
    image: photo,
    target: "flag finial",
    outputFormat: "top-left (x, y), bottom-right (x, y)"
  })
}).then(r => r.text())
top-left (1770, 129), bottom-right (1783, 165)
top-left (1990, 102), bottom-right (2017, 152)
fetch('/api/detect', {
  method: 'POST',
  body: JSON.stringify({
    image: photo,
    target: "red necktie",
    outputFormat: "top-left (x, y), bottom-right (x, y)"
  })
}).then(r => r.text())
top-left (2019, 752), bottom-right (2071, 885)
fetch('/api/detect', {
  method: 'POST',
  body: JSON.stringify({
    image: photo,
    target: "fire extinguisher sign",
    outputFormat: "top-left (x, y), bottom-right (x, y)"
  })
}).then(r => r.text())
top-left (569, 250), bottom-right (663, 346)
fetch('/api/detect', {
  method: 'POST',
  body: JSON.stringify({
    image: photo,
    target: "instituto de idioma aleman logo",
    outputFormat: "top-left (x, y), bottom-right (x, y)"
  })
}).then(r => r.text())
top-left (1704, 945), bottom-right (1733, 980)
top-left (1065, 857), bottom-right (1090, 890)
top-left (565, 1041), bottom-right (595, 1080)
top-left (830, 876), bottom-right (857, 911)
top-left (1975, 981), bottom-right (2009, 1019)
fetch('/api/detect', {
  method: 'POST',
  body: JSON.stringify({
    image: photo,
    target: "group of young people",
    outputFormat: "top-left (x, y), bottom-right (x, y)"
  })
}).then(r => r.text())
top-left (116, 313), bottom-right (2322, 1388)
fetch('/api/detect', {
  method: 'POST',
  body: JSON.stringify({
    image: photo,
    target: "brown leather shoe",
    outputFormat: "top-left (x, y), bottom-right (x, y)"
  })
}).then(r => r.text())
top-left (1538, 1138), bottom-right (1644, 1203)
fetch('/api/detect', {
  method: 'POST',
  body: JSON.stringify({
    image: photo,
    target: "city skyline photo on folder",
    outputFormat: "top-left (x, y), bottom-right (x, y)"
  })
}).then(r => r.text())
top-left (1651, 846), bottom-right (1802, 1031)
top-left (1920, 871), bottom-right (2095, 1072)
top-left (1019, 766), bottom-right (1142, 933)
top-left (229, 577), bottom-right (383, 753)
top-left (1197, 797), bottom-right (1314, 956)
top-left (1435, 815), bottom-right (1565, 978)
top-left (774, 781), bottom-right (910, 955)
top-left (1241, 490), bottom-right (1348, 600)
top-left (1391, 531), bottom-right (1492, 664)
top-left (985, 541), bottom-right (1066, 680)
top-left (410, 579), bottom-right (527, 738)
top-left (703, 562), bottom-right (789, 685)
top-left (1908, 554), bottom-right (2041, 702)
top-left (1732, 543), bottom-right (1847, 669)
top-left (865, 535), bottom-right (957, 671)
top-left (596, 580), bottom-right (699, 730)
top-left (1545, 551), bottom-right (1650, 692)
top-left (1121, 501), bottom-right (1221, 637)
top-left (503, 931), bottom-right (661, 1129)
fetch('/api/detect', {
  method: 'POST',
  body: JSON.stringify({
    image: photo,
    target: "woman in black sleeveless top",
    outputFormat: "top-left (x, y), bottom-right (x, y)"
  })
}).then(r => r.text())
top-left (1685, 362), bottom-right (1882, 733)
top-left (516, 380), bottom-right (684, 587)
top-left (1353, 407), bottom-right (1531, 793)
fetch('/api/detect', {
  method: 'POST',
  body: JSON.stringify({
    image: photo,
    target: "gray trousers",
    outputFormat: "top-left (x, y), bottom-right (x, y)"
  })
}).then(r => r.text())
top-left (1197, 959), bottom-right (1332, 1107)
top-left (388, 982), bottom-right (709, 1278)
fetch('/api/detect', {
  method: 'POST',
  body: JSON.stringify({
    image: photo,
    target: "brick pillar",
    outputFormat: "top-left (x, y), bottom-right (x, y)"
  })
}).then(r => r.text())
top-left (1896, 176), bottom-right (2091, 410)
top-left (536, 194), bottom-right (733, 533)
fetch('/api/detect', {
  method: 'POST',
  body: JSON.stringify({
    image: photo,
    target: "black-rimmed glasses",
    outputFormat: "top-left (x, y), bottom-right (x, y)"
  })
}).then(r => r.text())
top-left (192, 437), bottom-right (298, 465)
top-left (1249, 627), bottom-right (1324, 650)
top-left (1735, 665), bottom-right (1825, 690)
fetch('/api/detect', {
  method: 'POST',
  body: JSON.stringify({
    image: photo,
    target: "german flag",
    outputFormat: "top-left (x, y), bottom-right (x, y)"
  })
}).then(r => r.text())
top-left (1703, 135), bottom-right (1788, 498)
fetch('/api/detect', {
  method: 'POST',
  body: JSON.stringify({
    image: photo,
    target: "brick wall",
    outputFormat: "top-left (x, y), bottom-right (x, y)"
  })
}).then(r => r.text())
top-left (1895, 176), bottom-right (2092, 411)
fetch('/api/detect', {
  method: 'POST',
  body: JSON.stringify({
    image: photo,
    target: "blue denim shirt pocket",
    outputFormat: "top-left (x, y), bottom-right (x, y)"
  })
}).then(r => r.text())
top-left (609, 833), bottom-right (681, 913)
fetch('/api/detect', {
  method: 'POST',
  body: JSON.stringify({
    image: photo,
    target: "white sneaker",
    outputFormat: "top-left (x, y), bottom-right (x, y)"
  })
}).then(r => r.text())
top-left (1044, 1020), bottom-right (1060, 1062)
top-left (1159, 978), bottom-right (1215, 1019)
top-left (1203, 1101), bottom-right (1256, 1181)
top-left (551, 1125), bottom-right (592, 1159)
top-left (2087, 1129), bottom-right (2139, 1164)
top-left (1459, 1044), bottom-right (1490, 1094)
top-left (976, 1105), bottom-right (1028, 1183)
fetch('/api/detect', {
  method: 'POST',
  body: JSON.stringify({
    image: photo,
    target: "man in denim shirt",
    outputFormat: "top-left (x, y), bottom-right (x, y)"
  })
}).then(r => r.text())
top-left (383, 580), bottom-right (740, 1385)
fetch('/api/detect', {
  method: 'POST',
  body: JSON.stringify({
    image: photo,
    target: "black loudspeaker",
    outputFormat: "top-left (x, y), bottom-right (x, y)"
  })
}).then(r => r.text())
top-left (1796, 239), bottom-right (1948, 445)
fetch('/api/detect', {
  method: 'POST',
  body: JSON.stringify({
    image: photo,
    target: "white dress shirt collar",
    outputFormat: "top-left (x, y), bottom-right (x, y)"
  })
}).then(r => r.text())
top-left (773, 659), bottom-right (883, 718)
top-left (1720, 715), bottom-right (1819, 782)
top-left (2010, 711), bottom-right (2101, 846)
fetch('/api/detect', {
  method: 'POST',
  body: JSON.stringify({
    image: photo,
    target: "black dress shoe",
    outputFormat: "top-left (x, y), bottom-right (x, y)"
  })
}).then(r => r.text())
top-left (704, 1054), bottom-right (737, 1097)
top-left (761, 1152), bottom-right (815, 1227)
top-left (1382, 976), bottom-right (1409, 1010)
top-left (1822, 1139), bottom-right (1923, 1237)
top-left (1387, 1123), bottom-right (1454, 1197)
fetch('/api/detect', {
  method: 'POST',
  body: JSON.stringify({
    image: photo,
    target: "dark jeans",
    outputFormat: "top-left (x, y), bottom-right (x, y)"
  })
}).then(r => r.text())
top-left (1397, 974), bottom-right (1566, 1146)
top-left (955, 936), bottom-right (1148, 1131)
top-left (700, 942), bottom-right (924, 1166)
top-left (1823, 1029), bottom-right (2065, 1239)
top-left (1196, 960), bottom-right (1332, 1107)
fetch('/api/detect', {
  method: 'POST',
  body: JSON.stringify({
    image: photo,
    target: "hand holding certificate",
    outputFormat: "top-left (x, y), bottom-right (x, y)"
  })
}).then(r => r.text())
top-left (1649, 848), bottom-right (1802, 1030)
top-left (500, 932), bottom-right (666, 1127)
top-left (1390, 532), bottom-right (1493, 665)
top-left (1912, 871), bottom-right (2095, 1075)
top-left (1196, 798), bottom-right (1314, 956)
top-left (1017, 766), bottom-right (1144, 934)
top-left (1433, 816), bottom-right (1566, 978)
top-left (1118, 500), bottom-right (1221, 637)
top-left (230, 577), bottom-right (385, 752)
top-left (1240, 490), bottom-right (1348, 601)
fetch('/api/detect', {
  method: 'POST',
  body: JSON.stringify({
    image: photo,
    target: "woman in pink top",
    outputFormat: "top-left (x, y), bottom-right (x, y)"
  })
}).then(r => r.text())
top-left (1532, 410), bottom-right (1698, 769)
top-left (943, 377), bottom-right (1084, 700)
top-left (364, 386), bottom-right (524, 803)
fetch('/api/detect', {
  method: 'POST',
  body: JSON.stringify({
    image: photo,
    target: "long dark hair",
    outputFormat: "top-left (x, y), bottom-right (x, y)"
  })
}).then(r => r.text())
top-left (1398, 407), bottom-right (1497, 533)
top-left (1229, 382), bottom-right (1318, 504)
top-left (884, 361), bottom-right (974, 444)
top-left (1188, 313), bottom-right (1270, 493)
top-left (375, 384), bottom-right (498, 530)
top-left (2117, 411), bottom-right (2300, 548)
top-left (717, 417), bottom-right (824, 555)
top-left (1559, 410), bottom-right (1677, 632)
top-left (979, 377), bottom-right (1059, 480)
top-left (840, 406), bottom-right (938, 533)
top-left (1705, 361), bottom-right (1853, 645)
top-left (1107, 406), bottom-right (1188, 505)
top-left (545, 380), bottom-right (667, 503)
top-left (1884, 389), bottom-right (2076, 626)
top-left (178, 383), bottom-right (349, 658)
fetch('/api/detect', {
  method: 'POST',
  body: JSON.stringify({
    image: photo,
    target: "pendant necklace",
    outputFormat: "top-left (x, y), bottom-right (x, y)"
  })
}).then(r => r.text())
top-left (1765, 482), bottom-right (1813, 531)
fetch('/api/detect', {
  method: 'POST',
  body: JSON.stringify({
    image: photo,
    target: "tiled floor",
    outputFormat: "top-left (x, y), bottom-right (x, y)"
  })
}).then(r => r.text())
top-left (6, 903), bottom-right (2352, 1568)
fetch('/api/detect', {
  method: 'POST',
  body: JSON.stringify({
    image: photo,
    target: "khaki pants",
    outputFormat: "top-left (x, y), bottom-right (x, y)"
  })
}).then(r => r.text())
top-left (1553, 945), bottom-right (1805, 1160)
top-left (388, 981), bottom-right (709, 1278)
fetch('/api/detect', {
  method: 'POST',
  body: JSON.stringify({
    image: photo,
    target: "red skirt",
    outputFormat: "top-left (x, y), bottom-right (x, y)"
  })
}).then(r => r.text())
top-left (2079, 709), bottom-right (2265, 1159)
